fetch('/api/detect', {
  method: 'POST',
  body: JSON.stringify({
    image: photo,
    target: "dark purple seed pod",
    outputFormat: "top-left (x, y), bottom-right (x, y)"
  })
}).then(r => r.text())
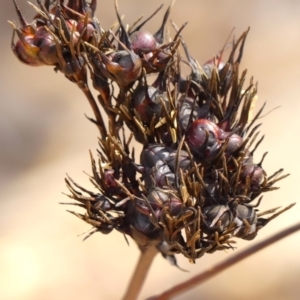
top-left (202, 205), bottom-right (234, 233)
top-left (140, 144), bottom-right (173, 169)
top-left (127, 204), bottom-right (162, 247)
top-left (165, 149), bottom-right (191, 173)
top-left (130, 30), bottom-right (157, 56)
top-left (93, 195), bottom-right (113, 211)
top-left (178, 96), bottom-right (205, 132)
top-left (132, 85), bottom-right (168, 124)
top-left (220, 132), bottom-right (244, 156)
top-left (147, 188), bottom-right (182, 219)
top-left (233, 204), bottom-right (258, 240)
top-left (144, 164), bottom-right (175, 189)
top-left (202, 56), bottom-right (225, 78)
top-left (185, 119), bottom-right (221, 159)
top-left (140, 144), bottom-right (175, 188)
top-left (76, 20), bottom-right (97, 42)
top-left (240, 163), bottom-right (265, 188)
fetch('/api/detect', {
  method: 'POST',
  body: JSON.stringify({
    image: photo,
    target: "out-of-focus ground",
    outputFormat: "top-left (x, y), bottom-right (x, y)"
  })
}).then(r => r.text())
top-left (1, 1), bottom-right (300, 299)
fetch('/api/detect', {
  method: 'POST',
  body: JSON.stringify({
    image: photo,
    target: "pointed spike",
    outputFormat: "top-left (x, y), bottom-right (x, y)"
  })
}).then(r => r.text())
top-left (12, 0), bottom-right (28, 28)
top-left (154, 0), bottom-right (175, 44)
top-left (131, 4), bottom-right (164, 33)
top-left (114, 0), bottom-right (132, 50)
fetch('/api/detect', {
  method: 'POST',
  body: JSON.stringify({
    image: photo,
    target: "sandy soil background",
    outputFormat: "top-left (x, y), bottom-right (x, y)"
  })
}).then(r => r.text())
top-left (1, 1), bottom-right (300, 299)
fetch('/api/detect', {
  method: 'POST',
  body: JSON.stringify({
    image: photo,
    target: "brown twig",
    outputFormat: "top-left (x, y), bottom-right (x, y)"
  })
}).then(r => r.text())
top-left (147, 221), bottom-right (300, 300)
top-left (78, 81), bottom-right (107, 140)
top-left (122, 245), bottom-right (158, 300)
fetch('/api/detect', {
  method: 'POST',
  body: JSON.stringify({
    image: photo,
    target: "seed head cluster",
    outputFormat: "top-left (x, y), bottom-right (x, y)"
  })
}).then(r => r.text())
top-left (10, 0), bottom-right (294, 263)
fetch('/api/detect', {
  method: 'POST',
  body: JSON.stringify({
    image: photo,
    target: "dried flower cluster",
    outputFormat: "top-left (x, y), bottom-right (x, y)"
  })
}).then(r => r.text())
top-left (10, 0), bottom-right (294, 263)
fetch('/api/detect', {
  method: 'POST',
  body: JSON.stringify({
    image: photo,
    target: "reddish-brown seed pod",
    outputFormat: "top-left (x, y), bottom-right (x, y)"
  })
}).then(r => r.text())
top-left (98, 50), bottom-right (142, 89)
top-left (130, 30), bottom-right (157, 56)
top-left (13, 34), bottom-right (43, 66)
top-left (143, 48), bottom-right (173, 73)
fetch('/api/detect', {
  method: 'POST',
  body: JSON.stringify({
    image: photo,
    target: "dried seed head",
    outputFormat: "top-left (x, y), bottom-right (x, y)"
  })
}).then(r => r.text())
top-left (10, 0), bottom-right (294, 264)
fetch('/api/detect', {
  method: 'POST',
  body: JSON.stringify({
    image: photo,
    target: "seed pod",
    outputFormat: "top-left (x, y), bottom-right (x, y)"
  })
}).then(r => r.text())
top-left (178, 96), bottom-right (204, 132)
top-left (185, 119), bottom-right (221, 160)
top-left (99, 169), bottom-right (123, 198)
top-left (202, 205), bottom-right (234, 233)
top-left (130, 30), bottom-right (157, 56)
top-left (144, 163), bottom-right (175, 189)
top-left (93, 194), bottom-right (113, 212)
top-left (165, 149), bottom-right (191, 173)
top-left (240, 163), bottom-right (265, 189)
top-left (147, 188), bottom-right (182, 219)
top-left (140, 144), bottom-right (175, 189)
top-left (132, 84), bottom-right (168, 124)
top-left (126, 203), bottom-right (162, 247)
top-left (220, 132), bottom-right (244, 156)
top-left (10, 19), bottom-right (59, 66)
top-left (76, 19), bottom-right (97, 42)
top-left (143, 47), bottom-right (174, 73)
top-left (140, 144), bottom-right (172, 169)
top-left (98, 50), bottom-right (142, 89)
top-left (233, 204), bottom-right (258, 240)
top-left (202, 55), bottom-right (225, 78)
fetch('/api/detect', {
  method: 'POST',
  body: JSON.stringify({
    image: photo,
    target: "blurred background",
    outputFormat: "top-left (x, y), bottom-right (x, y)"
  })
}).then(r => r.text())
top-left (1, 1), bottom-right (300, 299)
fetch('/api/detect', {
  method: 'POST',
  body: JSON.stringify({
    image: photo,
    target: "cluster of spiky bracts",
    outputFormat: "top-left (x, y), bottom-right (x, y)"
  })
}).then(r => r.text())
top-left (10, 0), bottom-right (293, 262)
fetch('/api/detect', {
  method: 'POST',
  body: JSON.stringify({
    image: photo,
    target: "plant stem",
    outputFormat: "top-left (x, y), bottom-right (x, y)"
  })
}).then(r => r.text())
top-left (148, 221), bottom-right (300, 300)
top-left (78, 82), bottom-right (107, 140)
top-left (122, 245), bottom-right (158, 300)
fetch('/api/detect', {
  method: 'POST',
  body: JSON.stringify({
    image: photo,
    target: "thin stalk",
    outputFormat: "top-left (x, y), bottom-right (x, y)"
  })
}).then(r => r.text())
top-left (73, 70), bottom-right (107, 139)
top-left (122, 245), bottom-right (158, 300)
top-left (148, 221), bottom-right (300, 300)
top-left (78, 82), bottom-right (107, 140)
